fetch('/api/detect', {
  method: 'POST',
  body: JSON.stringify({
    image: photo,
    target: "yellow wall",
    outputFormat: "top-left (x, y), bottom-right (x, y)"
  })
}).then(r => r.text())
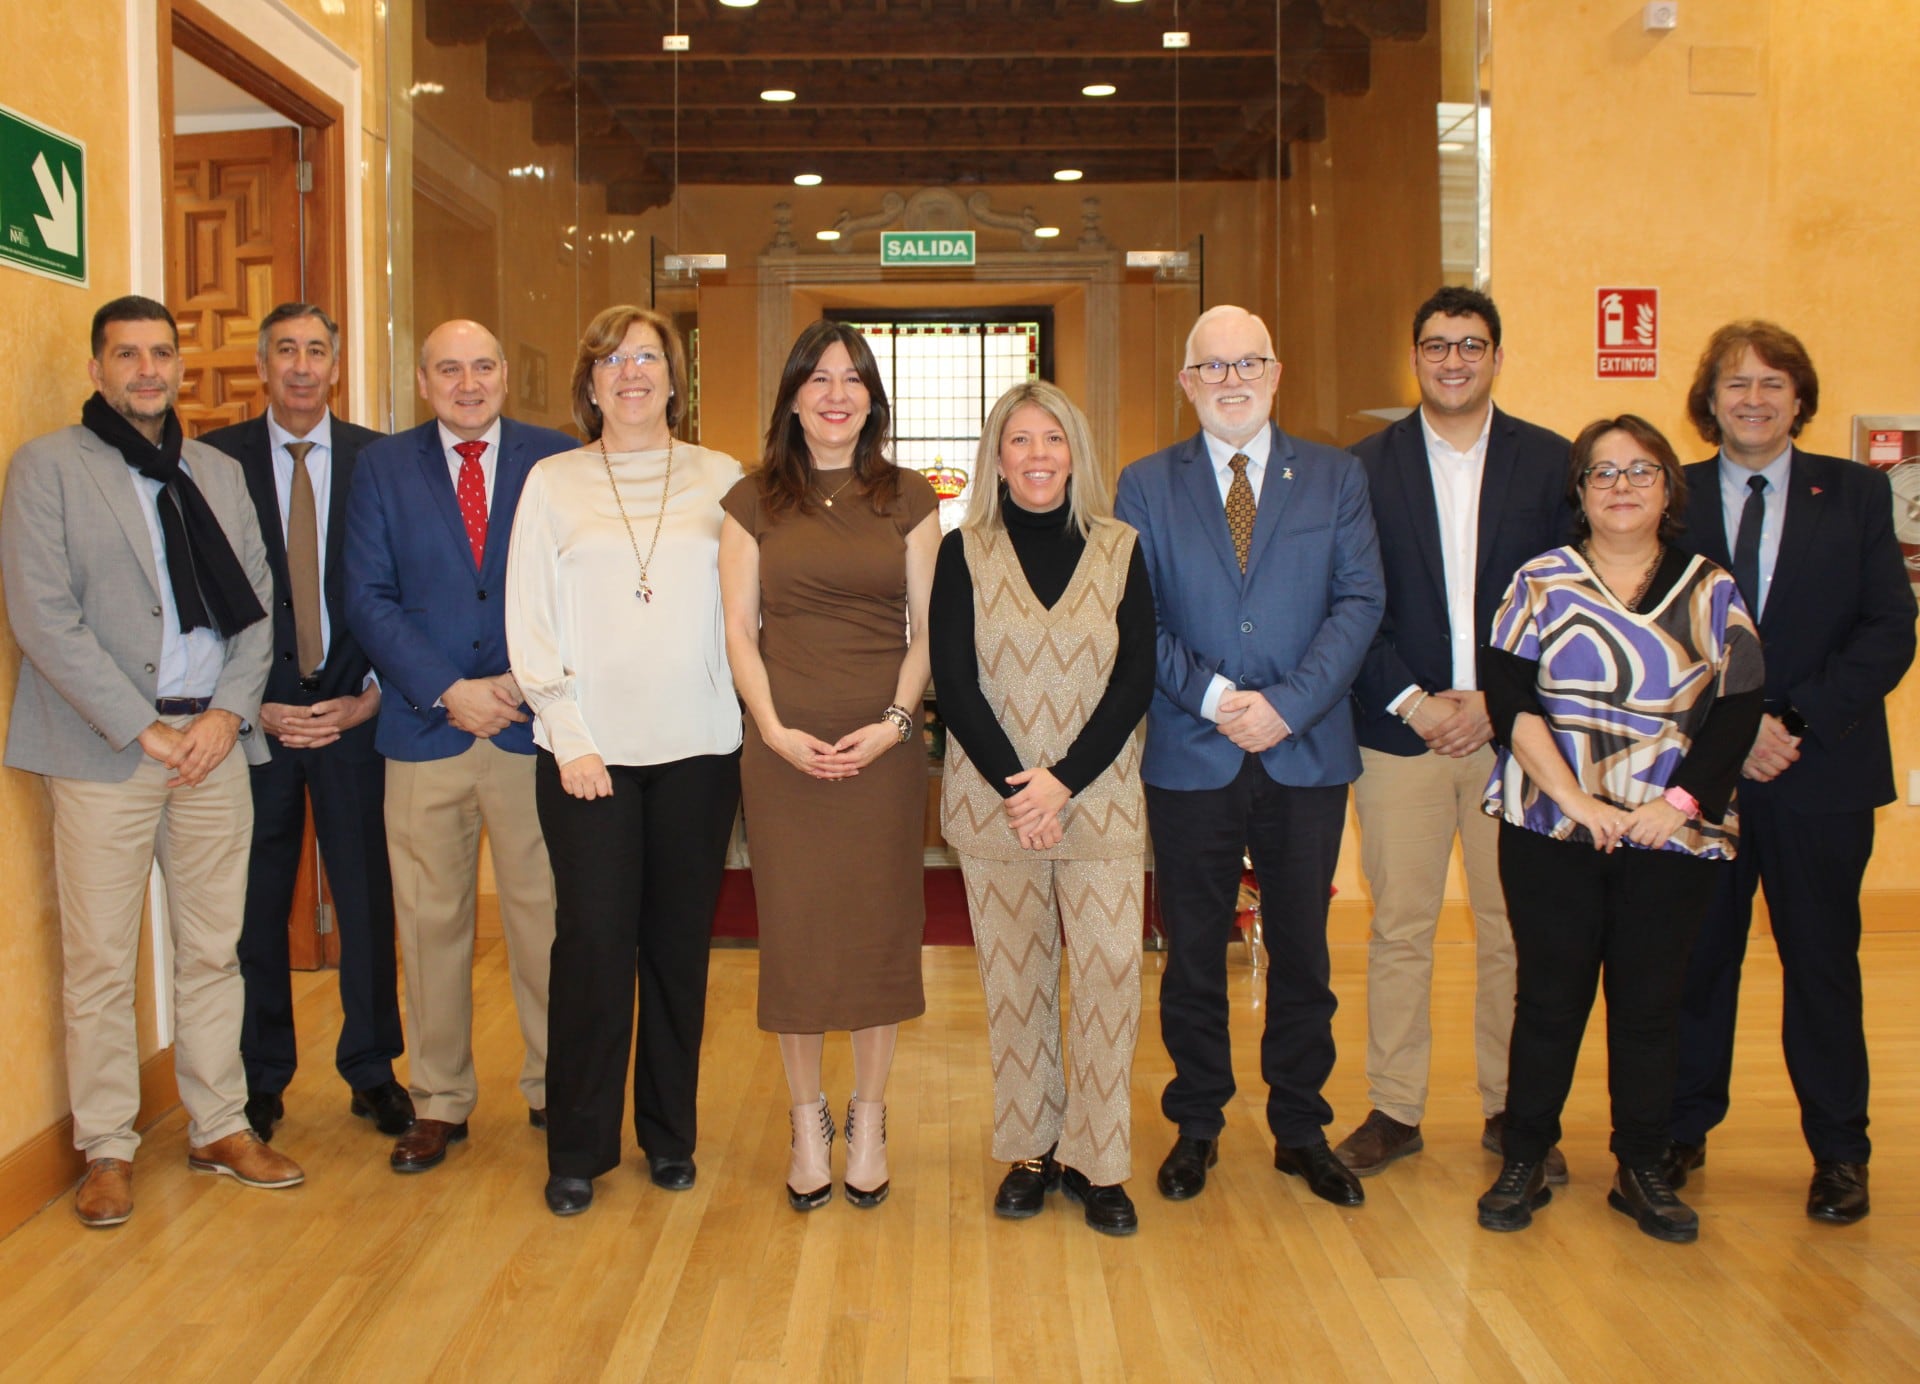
top-left (1492, 0), bottom-right (1920, 905)
top-left (0, 0), bottom-right (136, 1170)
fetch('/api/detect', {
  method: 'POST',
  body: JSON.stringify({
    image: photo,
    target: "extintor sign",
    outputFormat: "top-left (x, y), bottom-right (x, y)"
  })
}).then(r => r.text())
top-left (1597, 287), bottom-right (1658, 378)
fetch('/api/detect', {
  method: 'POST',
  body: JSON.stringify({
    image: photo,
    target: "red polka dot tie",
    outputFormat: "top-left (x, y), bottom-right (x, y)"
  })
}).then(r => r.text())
top-left (453, 439), bottom-right (489, 568)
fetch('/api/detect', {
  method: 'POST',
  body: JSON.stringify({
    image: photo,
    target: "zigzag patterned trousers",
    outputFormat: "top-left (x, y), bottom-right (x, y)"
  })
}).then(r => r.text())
top-left (958, 852), bottom-right (1144, 1186)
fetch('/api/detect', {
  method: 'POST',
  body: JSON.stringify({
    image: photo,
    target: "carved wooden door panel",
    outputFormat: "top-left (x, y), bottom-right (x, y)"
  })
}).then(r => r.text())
top-left (169, 128), bottom-right (300, 438)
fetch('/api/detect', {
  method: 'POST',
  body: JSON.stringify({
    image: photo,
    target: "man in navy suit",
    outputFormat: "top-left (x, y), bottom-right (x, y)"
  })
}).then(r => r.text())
top-left (1115, 305), bottom-right (1385, 1207)
top-left (201, 303), bottom-right (410, 1146)
top-left (1663, 321), bottom-right (1915, 1224)
top-left (1336, 288), bottom-right (1571, 1181)
top-left (345, 319), bottom-right (575, 1174)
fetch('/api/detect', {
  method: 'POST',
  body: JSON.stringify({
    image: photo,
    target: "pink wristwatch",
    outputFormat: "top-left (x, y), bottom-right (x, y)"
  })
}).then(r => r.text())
top-left (1662, 785), bottom-right (1700, 817)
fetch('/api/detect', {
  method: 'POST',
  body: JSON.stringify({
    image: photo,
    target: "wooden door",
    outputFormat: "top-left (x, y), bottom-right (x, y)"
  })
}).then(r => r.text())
top-left (169, 127), bottom-right (301, 438)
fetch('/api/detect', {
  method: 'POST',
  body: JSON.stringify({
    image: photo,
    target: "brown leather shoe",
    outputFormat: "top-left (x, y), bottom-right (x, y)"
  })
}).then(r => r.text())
top-left (75, 1157), bottom-right (133, 1227)
top-left (1484, 1112), bottom-right (1569, 1185)
top-left (390, 1118), bottom-right (469, 1173)
top-left (188, 1130), bottom-right (305, 1188)
top-left (1333, 1110), bottom-right (1423, 1176)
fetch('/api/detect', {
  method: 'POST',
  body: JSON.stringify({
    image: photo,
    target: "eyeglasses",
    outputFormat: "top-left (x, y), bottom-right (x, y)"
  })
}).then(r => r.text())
top-left (1417, 336), bottom-right (1491, 363)
top-left (595, 349), bottom-right (664, 371)
top-left (1186, 356), bottom-right (1274, 384)
top-left (1583, 462), bottom-right (1664, 489)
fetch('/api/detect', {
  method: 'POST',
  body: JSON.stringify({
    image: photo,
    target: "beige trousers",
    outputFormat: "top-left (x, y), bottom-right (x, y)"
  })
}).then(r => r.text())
top-left (385, 739), bottom-right (554, 1122)
top-left (960, 852), bottom-right (1143, 1187)
top-left (49, 737), bottom-right (253, 1161)
top-left (1353, 744), bottom-right (1512, 1125)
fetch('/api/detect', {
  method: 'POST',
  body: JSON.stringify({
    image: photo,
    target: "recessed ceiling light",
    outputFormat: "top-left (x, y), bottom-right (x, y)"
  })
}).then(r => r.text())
top-left (1053, 169), bottom-right (1083, 182)
top-left (793, 173), bottom-right (823, 186)
top-left (718, 0), bottom-right (759, 7)
top-left (816, 230), bottom-right (841, 241)
top-left (1082, 83), bottom-right (1116, 98)
top-left (1438, 141), bottom-right (1467, 152)
top-left (761, 89), bottom-right (797, 102)
top-left (1034, 227), bottom-right (1061, 239)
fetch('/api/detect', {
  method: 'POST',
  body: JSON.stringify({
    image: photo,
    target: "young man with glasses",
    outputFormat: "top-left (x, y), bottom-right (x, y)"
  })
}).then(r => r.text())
top-left (1115, 304), bottom-right (1385, 1209)
top-left (1338, 287), bottom-right (1572, 1183)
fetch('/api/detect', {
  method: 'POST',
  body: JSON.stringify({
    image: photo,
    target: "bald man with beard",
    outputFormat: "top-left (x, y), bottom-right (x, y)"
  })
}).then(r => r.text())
top-left (344, 320), bottom-right (575, 1174)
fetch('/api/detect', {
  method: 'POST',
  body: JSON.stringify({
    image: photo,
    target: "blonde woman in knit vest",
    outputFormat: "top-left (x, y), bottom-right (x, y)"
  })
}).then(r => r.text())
top-left (928, 381), bottom-right (1155, 1235)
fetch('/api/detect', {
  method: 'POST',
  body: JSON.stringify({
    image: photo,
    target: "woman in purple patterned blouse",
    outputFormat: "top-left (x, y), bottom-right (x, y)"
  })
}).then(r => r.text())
top-left (1473, 414), bottom-right (1763, 1246)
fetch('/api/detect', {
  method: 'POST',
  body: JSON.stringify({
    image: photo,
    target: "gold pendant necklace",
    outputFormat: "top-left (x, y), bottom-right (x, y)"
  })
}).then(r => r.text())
top-left (815, 469), bottom-right (855, 508)
top-left (601, 433), bottom-right (674, 603)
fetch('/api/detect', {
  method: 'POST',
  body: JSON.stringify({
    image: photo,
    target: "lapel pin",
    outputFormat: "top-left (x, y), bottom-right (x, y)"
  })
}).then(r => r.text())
top-left (1810, 486), bottom-right (1824, 495)
top-left (1282, 467), bottom-right (1294, 481)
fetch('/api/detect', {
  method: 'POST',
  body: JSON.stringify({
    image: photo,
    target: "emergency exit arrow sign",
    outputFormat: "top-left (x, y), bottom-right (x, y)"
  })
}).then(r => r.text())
top-left (0, 104), bottom-right (87, 286)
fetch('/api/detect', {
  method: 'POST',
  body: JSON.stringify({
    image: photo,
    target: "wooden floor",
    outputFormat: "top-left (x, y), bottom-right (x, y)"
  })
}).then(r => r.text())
top-left (3, 930), bottom-right (1918, 1382)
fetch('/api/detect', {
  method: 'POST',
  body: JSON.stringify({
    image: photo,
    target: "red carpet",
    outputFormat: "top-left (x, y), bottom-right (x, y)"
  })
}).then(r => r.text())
top-left (713, 868), bottom-right (976, 946)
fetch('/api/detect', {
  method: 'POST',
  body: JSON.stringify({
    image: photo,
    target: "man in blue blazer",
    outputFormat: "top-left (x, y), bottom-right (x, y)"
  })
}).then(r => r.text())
top-left (1337, 288), bottom-right (1571, 1182)
top-left (1115, 305), bottom-right (1385, 1207)
top-left (201, 303), bottom-right (409, 1146)
top-left (345, 319), bottom-right (576, 1174)
top-left (1663, 321), bottom-right (1915, 1224)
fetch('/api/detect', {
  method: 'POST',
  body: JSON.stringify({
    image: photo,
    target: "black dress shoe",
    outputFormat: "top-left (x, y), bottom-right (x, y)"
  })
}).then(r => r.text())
top-left (1807, 1161), bottom-right (1869, 1225)
top-left (993, 1147), bottom-right (1062, 1219)
top-left (1156, 1135), bottom-right (1218, 1201)
top-left (529, 1108), bottom-right (548, 1130)
top-left (1609, 1163), bottom-right (1698, 1243)
top-left (1274, 1139), bottom-right (1364, 1207)
top-left (647, 1155), bottom-right (697, 1191)
top-left (1059, 1166), bottom-right (1138, 1236)
top-left (1478, 1159), bottom-right (1550, 1232)
top-left (244, 1091), bottom-right (284, 1143)
top-left (1658, 1139), bottom-right (1705, 1191)
top-left (544, 1175), bottom-right (593, 1216)
top-left (349, 1080), bottom-right (417, 1136)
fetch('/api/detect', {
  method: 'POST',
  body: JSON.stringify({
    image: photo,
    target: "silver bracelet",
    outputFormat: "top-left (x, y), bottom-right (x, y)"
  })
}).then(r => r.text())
top-left (882, 704), bottom-right (915, 743)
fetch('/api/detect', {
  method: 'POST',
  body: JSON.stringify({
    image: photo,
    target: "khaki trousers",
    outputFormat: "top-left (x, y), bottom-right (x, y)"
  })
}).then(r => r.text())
top-left (48, 737), bottom-right (253, 1161)
top-left (385, 739), bottom-right (554, 1122)
top-left (960, 852), bottom-right (1143, 1187)
top-left (1353, 744), bottom-right (1512, 1125)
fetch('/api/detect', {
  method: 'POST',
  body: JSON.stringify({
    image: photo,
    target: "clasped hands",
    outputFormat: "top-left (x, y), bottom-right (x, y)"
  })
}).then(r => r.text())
top-left (1214, 688), bottom-right (1289, 752)
top-left (442, 673), bottom-right (528, 739)
top-left (1404, 689), bottom-right (1493, 757)
top-left (260, 683), bottom-right (381, 750)
top-left (1741, 713), bottom-right (1801, 782)
top-left (1564, 792), bottom-right (1687, 853)
top-left (767, 720), bottom-right (900, 782)
top-left (138, 708), bottom-right (241, 787)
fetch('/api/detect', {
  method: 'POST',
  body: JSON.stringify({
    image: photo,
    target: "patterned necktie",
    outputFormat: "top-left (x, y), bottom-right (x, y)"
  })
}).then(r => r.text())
top-left (454, 439), bottom-right (489, 568)
top-left (1731, 472), bottom-right (1767, 614)
top-left (1225, 452), bottom-right (1256, 573)
top-left (285, 440), bottom-right (323, 676)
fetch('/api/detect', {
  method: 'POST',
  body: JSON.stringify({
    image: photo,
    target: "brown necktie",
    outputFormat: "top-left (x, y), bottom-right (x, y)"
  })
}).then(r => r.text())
top-left (1225, 452), bottom-right (1256, 573)
top-left (285, 440), bottom-right (323, 677)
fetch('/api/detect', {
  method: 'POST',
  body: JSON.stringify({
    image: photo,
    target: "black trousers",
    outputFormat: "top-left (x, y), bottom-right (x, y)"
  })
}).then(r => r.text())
top-left (238, 720), bottom-right (403, 1094)
top-left (1148, 757), bottom-right (1347, 1147)
top-left (1669, 796), bottom-right (1874, 1162)
top-left (1499, 823), bottom-right (1723, 1169)
top-left (536, 748), bottom-right (741, 1180)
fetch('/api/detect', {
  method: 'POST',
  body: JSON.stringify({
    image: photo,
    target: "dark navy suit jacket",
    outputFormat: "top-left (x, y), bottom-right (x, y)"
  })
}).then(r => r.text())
top-left (1115, 423), bottom-right (1385, 791)
top-left (343, 417), bottom-right (576, 763)
top-left (1678, 448), bottom-right (1915, 813)
top-left (201, 411), bottom-right (385, 707)
top-left (1349, 406), bottom-right (1572, 756)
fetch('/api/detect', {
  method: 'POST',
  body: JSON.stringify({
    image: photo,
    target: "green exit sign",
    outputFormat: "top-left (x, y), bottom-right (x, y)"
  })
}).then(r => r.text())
top-left (880, 231), bottom-right (975, 267)
top-left (0, 104), bottom-right (87, 287)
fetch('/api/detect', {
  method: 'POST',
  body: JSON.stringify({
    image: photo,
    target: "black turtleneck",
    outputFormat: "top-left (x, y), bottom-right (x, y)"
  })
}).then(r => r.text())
top-left (929, 493), bottom-right (1155, 798)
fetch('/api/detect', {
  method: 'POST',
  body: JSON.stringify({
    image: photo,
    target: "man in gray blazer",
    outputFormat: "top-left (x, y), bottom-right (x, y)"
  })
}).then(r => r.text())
top-left (1, 295), bottom-right (305, 1227)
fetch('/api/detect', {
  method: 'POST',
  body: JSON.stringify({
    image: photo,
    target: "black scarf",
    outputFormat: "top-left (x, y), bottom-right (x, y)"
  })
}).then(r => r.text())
top-left (82, 392), bottom-right (266, 639)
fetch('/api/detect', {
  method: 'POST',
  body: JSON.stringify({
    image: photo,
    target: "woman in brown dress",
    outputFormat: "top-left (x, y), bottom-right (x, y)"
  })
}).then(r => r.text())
top-left (719, 320), bottom-right (940, 1211)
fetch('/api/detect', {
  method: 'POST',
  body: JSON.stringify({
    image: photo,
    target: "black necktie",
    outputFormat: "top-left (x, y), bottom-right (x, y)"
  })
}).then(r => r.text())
top-left (1731, 474), bottom-right (1767, 614)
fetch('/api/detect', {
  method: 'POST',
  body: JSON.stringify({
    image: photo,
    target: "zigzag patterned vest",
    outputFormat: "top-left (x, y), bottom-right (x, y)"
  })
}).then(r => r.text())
top-left (940, 517), bottom-right (1145, 861)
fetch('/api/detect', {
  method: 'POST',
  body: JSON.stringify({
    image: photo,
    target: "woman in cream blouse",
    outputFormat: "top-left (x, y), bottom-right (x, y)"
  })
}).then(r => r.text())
top-left (506, 304), bottom-right (743, 1217)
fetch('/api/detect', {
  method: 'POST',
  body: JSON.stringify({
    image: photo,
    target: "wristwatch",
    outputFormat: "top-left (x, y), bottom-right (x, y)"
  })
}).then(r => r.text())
top-left (1779, 704), bottom-right (1808, 738)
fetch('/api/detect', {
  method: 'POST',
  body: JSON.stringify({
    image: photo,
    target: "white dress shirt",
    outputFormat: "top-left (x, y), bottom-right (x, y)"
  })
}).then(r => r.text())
top-left (506, 443), bottom-right (745, 767)
top-left (1387, 406), bottom-right (1493, 712)
top-left (268, 410), bottom-right (336, 658)
top-left (1198, 426), bottom-right (1277, 722)
top-left (1718, 445), bottom-right (1791, 620)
